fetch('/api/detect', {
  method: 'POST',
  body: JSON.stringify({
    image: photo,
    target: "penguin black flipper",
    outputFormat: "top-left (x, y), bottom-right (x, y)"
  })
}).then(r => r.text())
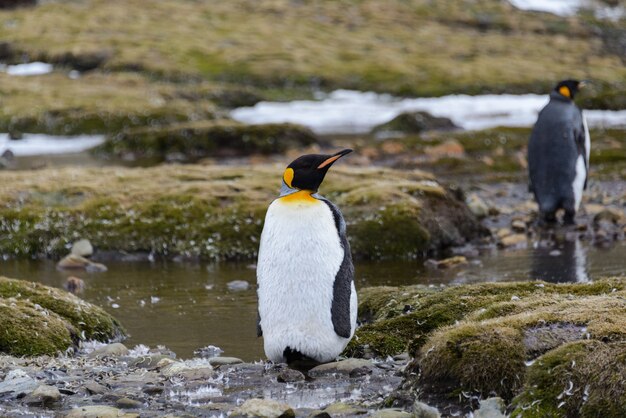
top-left (257, 309), bottom-right (263, 337)
top-left (321, 198), bottom-right (354, 339)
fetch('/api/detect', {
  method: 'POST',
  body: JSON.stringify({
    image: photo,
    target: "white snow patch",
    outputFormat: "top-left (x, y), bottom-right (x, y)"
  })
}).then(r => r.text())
top-left (0, 133), bottom-right (104, 156)
top-left (231, 90), bottom-right (626, 135)
top-left (3, 62), bottom-right (53, 76)
top-left (508, 0), bottom-right (626, 20)
top-left (508, 0), bottom-right (583, 16)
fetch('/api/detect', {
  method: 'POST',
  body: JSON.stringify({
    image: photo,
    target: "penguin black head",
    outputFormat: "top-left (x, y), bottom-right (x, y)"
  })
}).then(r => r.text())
top-left (282, 149), bottom-right (352, 192)
top-left (554, 79), bottom-right (584, 100)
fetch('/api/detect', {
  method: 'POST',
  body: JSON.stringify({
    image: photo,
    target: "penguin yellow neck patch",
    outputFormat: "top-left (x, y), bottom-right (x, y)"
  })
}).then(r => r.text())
top-left (559, 86), bottom-right (571, 98)
top-left (283, 168), bottom-right (295, 188)
top-left (279, 190), bottom-right (318, 204)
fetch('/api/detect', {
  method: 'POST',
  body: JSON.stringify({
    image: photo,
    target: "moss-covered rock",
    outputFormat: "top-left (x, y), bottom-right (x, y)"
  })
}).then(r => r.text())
top-left (371, 112), bottom-right (457, 137)
top-left (0, 165), bottom-right (485, 260)
top-left (0, 276), bottom-right (125, 356)
top-left (95, 120), bottom-right (318, 162)
top-left (349, 279), bottom-right (626, 414)
top-left (511, 340), bottom-right (626, 417)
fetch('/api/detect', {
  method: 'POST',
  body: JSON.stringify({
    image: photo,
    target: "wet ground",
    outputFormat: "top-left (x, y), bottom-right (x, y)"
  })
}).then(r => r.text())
top-left (1, 239), bottom-right (625, 361)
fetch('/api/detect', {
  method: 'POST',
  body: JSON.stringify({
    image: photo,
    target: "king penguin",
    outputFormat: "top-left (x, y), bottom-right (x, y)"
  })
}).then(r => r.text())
top-left (528, 79), bottom-right (589, 224)
top-left (256, 149), bottom-right (357, 364)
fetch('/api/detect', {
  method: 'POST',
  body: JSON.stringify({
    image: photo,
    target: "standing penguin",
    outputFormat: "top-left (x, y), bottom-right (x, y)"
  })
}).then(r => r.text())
top-left (528, 79), bottom-right (589, 224)
top-left (256, 149), bottom-right (357, 364)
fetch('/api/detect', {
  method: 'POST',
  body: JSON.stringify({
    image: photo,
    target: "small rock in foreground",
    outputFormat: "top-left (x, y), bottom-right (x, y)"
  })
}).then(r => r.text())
top-left (277, 368), bottom-right (305, 383)
top-left (23, 384), bottom-right (61, 406)
top-left (88, 343), bottom-right (129, 358)
top-left (227, 280), bottom-right (250, 291)
top-left (309, 358), bottom-right (373, 376)
top-left (233, 398), bottom-right (295, 418)
top-left (65, 405), bottom-right (139, 418)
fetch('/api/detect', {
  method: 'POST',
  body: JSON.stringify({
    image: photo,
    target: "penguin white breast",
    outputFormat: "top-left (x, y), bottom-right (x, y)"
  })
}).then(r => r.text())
top-left (257, 196), bottom-right (346, 362)
top-left (572, 155), bottom-right (586, 211)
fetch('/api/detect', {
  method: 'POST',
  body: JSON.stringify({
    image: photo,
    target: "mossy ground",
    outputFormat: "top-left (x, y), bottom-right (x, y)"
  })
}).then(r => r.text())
top-left (346, 278), bottom-right (626, 415)
top-left (356, 127), bottom-right (626, 181)
top-left (0, 276), bottom-right (124, 356)
top-left (0, 0), bottom-right (624, 138)
top-left (95, 120), bottom-right (318, 162)
top-left (0, 164), bottom-right (485, 260)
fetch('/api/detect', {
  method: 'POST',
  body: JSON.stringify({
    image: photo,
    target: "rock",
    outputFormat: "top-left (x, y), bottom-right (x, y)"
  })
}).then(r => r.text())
top-left (23, 384), bottom-right (62, 406)
top-left (368, 409), bottom-right (413, 418)
top-left (466, 193), bottom-right (489, 218)
top-left (412, 401), bottom-right (441, 418)
top-left (57, 254), bottom-right (107, 272)
top-left (84, 381), bottom-right (108, 395)
top-left (64, 276), bottom-right (85, 294)
top-left (116, 397), bottom-right (143, 409)
top-left (424, 256), bottom-right (467, 270)
top-left (208, 356), bottom-right (243, 366)
top-left (0, 149), bottom-right (15, 169)
top-left (350, 365), bottom-right (373, 377)
top-left (496, 228), bottom-right (512, 239)
top-left (593, 208), bottom-right (626, 225)
top-left (65, 405), bottom-right (139, 418)
top-left (371, 111), bottom-right (457, 137)
top-left (233, 398), bottom-right (295, 418)
top-left (511, 219), bottom-right (526, 232)
top-left (323, 402), bottom-right (366, 415)
top-left (89, 343), bottom-right (129, 358)
top-left (499, 233), bottom-right (527, 248)
top-left (473, 397), bottom-right (506, 418)
top-left (97, 121), bottom-right (318, 162)
top-left (159, 361), bottom-right (189, 377)
top-left (424, 140), bottom-right (465, 159)
top-left (159, 361), bottom-right (214, 379)
top-left (309, 358), bottom-right (374, 376)
top-left (0, 369), bottom-right (37, 398)
top-left (142, 384), bottom-right (164, 395)
top-left (130, 354), bottom-right (172, 369)
top-left (71, 239), bottom-right (94, 257)
top-left (584, 203), bottom-right (606, 216)
top-left (226, 280), bottom-right (250, 291)
top-left (277, 368), bottom-right (305, 383)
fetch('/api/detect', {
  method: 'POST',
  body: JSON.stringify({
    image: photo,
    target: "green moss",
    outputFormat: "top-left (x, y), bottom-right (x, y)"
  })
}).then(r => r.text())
top-left (95, 120), bottom-right (318, 161)
top-left (511, 340), bottom-right (626, 417)
top-left (0, 276), bottom-right (125, 356)
top-left (348, 204), bottom-right (430, 259)
top-left (346, 279), bottom-right (625, 358)
top-left (0, 301), bottom-right (75, 357)
top-left (420, 324), bottom-right (525, 400)
top-left (0, 165), bottom-right (485, 260)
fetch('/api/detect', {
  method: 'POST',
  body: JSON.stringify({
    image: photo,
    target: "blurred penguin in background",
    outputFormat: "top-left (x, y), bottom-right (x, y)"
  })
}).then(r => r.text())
top-left (528, 79), bottom-right (589, 225)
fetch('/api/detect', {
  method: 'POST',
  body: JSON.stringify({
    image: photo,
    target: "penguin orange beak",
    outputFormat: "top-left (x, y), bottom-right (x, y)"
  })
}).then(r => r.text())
top-left (317, 149), bottom-right (353, 169)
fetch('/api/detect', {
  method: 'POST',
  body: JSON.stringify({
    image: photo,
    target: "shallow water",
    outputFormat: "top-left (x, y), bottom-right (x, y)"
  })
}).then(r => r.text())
top-left (1, 241), bottom-right (625, 361)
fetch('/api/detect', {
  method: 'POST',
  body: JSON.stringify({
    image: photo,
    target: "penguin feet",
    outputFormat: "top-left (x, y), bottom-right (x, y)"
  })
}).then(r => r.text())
top-left (563, 211), bottom-right (576, 226)
top-left (538, 211), bottom-right (558, 227)
top-left (283, 347), bottom-right (320, 371)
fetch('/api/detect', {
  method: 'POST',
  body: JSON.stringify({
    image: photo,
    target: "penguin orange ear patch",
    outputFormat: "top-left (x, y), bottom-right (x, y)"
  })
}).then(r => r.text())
top-left (559, 86), bottom-right (571, 98)
top-left (283, 168), bottom-right (295, 188)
